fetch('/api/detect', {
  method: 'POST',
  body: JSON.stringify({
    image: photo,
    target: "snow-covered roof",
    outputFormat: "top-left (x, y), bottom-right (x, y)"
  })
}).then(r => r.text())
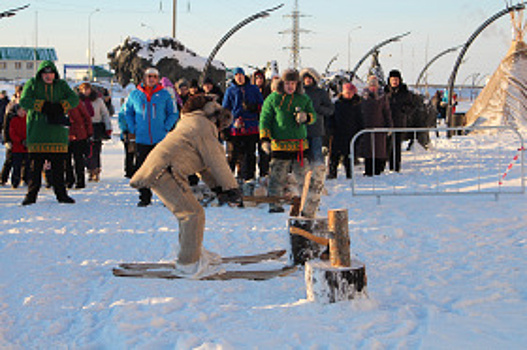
top-left (0, 47), bottom-right (58, 61)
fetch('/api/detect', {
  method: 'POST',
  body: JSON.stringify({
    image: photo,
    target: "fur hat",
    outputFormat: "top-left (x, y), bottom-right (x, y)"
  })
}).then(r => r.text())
top-left (182, 95), bottom-right (233, 130)
top-left (282, 69), bottom-right (300, 82)
top-left (367, 75), bottom-right (380, 87)
top-left (204, 101), bottom-right (233, 130)
top-left (388, 69), bottom-right (402, 79)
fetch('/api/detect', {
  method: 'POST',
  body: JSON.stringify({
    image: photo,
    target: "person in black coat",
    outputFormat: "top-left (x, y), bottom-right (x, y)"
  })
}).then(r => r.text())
top-left (1, 86), bottom-right (23, 185)
top-left (327, 83), bottom-right (363, 179)
top-left (0, 90), bottom-right (9, 140)
top-left (384, 69), bottom-right (413, 172)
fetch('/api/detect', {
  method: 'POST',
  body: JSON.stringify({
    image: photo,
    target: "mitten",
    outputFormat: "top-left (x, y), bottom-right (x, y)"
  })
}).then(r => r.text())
top-left (261, 140), bottom-right (271, 154)
top-left (41, 101), bottom-right (53, 115)
top-left (217, 188), bottom-right (243, 207)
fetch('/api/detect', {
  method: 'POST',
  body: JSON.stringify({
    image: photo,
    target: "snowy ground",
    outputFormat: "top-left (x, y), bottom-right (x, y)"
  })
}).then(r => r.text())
top-left (1, 129), bottom-right (526, 349)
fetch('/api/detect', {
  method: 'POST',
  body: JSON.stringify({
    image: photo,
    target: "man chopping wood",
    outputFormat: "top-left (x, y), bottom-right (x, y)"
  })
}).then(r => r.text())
top-left (130, 95), bottom-right (242, 278)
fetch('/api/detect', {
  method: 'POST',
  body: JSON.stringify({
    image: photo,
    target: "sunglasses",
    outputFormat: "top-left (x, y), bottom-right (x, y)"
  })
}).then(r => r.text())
top-left (147, 75), bottom-right (159, 78)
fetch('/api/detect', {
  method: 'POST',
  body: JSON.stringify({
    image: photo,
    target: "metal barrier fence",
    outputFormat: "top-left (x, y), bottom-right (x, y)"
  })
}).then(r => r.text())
top-left (349, 126), bottom-right (525, 199)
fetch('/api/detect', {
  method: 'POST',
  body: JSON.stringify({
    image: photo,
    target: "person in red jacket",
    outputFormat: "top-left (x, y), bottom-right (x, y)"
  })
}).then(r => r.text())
top-left (8, 104), bottom-right (28, 188)
top-left (66, 102), bottom-right (93, 189)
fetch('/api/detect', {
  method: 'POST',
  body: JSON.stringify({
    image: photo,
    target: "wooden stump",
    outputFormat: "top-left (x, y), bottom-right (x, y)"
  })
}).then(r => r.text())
top-left (288, 217), bottom-right (329, 265)
top-left (305, 259), bottom-right (367, 303)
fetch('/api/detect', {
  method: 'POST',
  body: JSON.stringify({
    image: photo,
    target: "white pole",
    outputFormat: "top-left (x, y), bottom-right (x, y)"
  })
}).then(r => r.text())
top-left (88, 9), bottom-right (100, 81)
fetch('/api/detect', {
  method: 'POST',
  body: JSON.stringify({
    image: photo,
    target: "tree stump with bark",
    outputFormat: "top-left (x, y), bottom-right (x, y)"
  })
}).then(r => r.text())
top-left (305, 259), bottom-right (367, 303)
top-left (304, 209), bottom-right (367, 303)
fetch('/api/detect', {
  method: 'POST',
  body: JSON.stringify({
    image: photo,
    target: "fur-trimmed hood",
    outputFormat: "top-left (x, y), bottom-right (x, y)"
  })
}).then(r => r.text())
top-left (300, 67), bottom-right (322, 84)
top-left (181, 95), bottom-right (233, 131)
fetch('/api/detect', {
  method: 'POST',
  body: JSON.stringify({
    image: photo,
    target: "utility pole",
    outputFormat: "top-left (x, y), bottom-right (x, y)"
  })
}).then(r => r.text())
top-left (280, 0), bottom-right (310, 70)
top-left (172, 0), bottom-right (177, 38)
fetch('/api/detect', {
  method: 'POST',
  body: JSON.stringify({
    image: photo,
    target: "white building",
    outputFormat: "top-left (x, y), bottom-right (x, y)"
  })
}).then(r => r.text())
top-left (0, 47), bottom-right (58, 80)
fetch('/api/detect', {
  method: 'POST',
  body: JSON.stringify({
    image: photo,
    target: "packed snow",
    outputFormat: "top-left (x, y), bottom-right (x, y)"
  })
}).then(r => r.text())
top-left (129, 37), bottom-right (225, 70)
top-left (1, 117), bottom-right (526, 348)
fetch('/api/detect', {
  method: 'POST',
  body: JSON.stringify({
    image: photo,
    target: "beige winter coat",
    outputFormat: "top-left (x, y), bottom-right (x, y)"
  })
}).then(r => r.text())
top-left (130, 108), bottom-right (237, 192)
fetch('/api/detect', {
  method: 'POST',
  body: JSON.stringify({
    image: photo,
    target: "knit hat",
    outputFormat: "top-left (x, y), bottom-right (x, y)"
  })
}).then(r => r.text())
top-left (282, 69), bottom-right (300, 82)
top-left (232, 67), bottom-right (245, 76)
top-left (144, 67), bottom-right (159, 76)
top-left (342, 83), bottom-right (357, 94)
top-left (176, 78), bottom-right (189, 89)
top-left (160, 77), bottom-right (175, 89)
top-left (389, 69), bottom-right (402, 79)
top-left (253, 70), bottom-right (265, 79)
top-left (189, 79), bottom-right (199, 88)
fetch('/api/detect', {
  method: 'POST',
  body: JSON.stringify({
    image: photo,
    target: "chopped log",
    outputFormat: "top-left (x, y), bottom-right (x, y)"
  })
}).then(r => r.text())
top-left (328, 209), bottom-right (351, 267)
top-left (299, 164), bottom-right (326, 218)
top-left (305, 259), bottom-right (367, 303)
top-left (288, 217), bottom-right (329, 265)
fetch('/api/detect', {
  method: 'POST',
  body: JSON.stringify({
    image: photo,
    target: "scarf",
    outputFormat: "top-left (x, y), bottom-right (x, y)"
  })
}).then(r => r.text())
top-left (81, 95), bottom-right (94, 117)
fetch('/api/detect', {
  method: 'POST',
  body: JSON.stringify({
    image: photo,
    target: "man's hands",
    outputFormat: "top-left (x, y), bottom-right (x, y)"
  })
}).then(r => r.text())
top-left (217, 188), bottom-right (243, 207)
top-left (295, 111), bottom-right (308, 124)
top-left (42, 101), bottom-right (68, 125)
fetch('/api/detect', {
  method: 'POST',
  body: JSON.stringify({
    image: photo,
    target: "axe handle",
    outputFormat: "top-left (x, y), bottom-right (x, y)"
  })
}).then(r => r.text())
top-left (289, 226), bottom-right (330, 246)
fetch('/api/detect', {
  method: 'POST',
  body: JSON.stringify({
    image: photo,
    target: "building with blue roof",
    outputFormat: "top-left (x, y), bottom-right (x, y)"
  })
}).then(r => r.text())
top-left (0, 47), bottom-right (57, 80)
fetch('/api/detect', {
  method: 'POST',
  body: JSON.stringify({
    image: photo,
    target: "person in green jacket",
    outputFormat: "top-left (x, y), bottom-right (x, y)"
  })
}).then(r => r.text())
top-left (259, 69), bottom-right (316, 213)
top-left (19, 60), bottom-right (79, 205)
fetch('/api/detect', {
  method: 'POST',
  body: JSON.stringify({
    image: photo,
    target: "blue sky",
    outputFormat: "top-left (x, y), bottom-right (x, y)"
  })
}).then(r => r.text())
top-left (0, 0), bottom-right (519, 85)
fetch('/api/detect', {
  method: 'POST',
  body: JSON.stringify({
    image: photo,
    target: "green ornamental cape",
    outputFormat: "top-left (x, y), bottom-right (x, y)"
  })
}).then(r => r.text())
top-left (19, 60), bottom-right (79, 153)
top-left (259, 91), bottom-right (316, 152)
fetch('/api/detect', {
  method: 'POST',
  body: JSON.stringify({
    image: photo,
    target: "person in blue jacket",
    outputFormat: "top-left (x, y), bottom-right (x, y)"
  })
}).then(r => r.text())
top-left (222, 67), bottom-right (263, 182)
top-left (125, 67), bottom-right (179, 206)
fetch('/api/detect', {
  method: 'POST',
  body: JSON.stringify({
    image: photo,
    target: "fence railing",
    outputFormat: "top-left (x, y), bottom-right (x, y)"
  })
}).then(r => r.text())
top-left (349, 126), bottom-right (525, 199)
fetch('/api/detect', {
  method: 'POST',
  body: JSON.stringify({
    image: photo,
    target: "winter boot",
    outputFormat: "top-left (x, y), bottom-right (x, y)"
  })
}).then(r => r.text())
top-left (57, 195), bottom-right (75, 204)
top-left (343, 156), bottom-right (352, 179)
top-left (327, 160), bottom-right (338, 179)
top-left (87, 169), bottom-right (95, 182)
top-left (22, 194), bottom-right (37, 206)
top-left (93, 168), bottom-right (101, 182)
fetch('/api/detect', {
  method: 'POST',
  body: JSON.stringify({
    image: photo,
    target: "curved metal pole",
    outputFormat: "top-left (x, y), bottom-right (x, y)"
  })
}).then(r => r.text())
top-left (415, 45), bottom-right (461, 90)
top-left (325, 54), bottom-right (338, 75)
top-left (350, 31), bottom-right (410, 80)
top-left (446, 2), bottom-right (526, 126)
top-left (200, 4), bottom-right (284, 82)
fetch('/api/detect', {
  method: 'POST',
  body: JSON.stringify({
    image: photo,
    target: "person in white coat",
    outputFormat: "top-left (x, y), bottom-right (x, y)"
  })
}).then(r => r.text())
top-left (130, 95), bottom-right (242, 278)
top-left (78, 82), bottom-right (112, 182)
